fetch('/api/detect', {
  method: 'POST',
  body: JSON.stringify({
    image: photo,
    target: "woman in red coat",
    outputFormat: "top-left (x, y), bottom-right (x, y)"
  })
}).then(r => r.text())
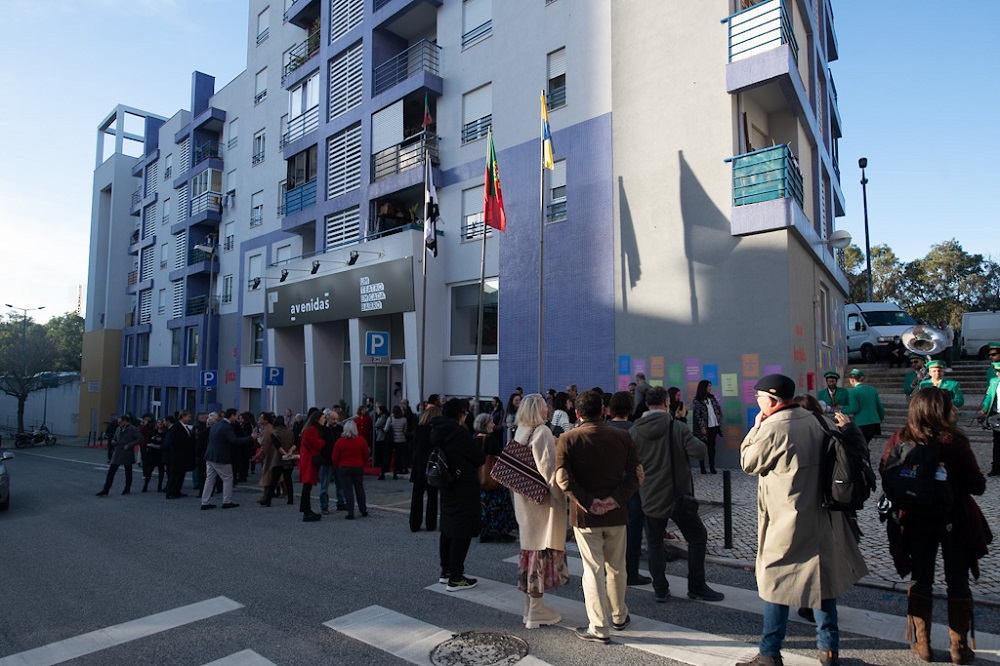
top-left (298, 410), bottom-right (326, 522)
top-left (331, 419), bottom-right (370, 519)
top-left (354, 406), bottom-right (373, 450)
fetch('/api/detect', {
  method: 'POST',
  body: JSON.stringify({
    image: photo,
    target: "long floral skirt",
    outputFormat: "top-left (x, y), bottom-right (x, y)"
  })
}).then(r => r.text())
top-left (517, 548), bottom-right (569, 595)
top-left (480, 487), bottom-right (517, 540)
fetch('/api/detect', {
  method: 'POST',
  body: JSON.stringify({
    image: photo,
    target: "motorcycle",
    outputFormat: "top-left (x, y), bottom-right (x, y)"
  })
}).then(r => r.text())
top-left (14, 425), bottom-right (57, 448)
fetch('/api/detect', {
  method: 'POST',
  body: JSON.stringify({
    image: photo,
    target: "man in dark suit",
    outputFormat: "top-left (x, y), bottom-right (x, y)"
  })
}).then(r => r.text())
top-left (163, 411), bottom-right (195, 499)
top-left (200, 408), bottom-right (253, 510)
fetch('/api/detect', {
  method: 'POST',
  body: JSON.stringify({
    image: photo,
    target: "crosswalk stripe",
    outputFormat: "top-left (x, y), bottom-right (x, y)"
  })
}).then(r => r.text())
top-left (508, 552), bottom-right (1000, 662)
top-left (0, 597), bottom-right (243, 666)
top-left (202, 650), bottom-right (278, 666)
top-left (324, 605), bottom-right (552, 665)
top-left (425, 576), bottom-right (817, 666)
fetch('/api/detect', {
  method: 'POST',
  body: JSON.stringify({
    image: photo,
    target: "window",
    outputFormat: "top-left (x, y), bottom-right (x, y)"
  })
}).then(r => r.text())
top-left (330, 0), bottom-right (363, 43)
top-left (257, 6), bottom-right (270, 44)
top-left (462, 186), bottom-right (490, 241)
top-left (248, 254), bottom-right (262, 290)
top-left (547, 159), bottom-right (567, 222)
top-left (228, 118), bottom-right (239, 149)
top-left (252, 130), bottom-right (266, 165)
top-left (250, 315), bottom-right (265, 364)
top-left (462, 84), bottom-right (492, 144)
top-left (329, 42), bottom-right (363, 120)
top-left (171, 328), bottom-right (182, 366)
top-left (251, 191), bottom-right (264, 227)
top-left (124, 335), bottom-right (134, 367)
top-left (222, 275), bottom-right (233, 304)
top-left (279, 114), bottom-right (288, 149)
top-left (277, 180), bottom-right (287, 216)
top-left (137, 333), bottom-right (150, 367)
top-left (462, 0), bottom-right (492, 48)
top-left (819, 283), bottom-right (831, 345)
top-left (325, 206), bottom-right (361, 249)
top-left (164, 153), bottom-right (173, 179)
top-left (327, 123), bottom-right (362, 199)
top-left (157, 288), bottom-right (167, 315)
top-left (287, 145), bottom-right (318, 189)
top-left (162, 198), bottom-right (171, 226)
top-left (185, 326), bottom-right (199, 365)
top-left (275, 244), bottom-right (292, 264)
top-left (224, 221), bottom-right (235, 251)
top-left (286, 72), bottom-right (320, 143)
top-left (160, 243), bottom-right (169, 269)
top-left (450, 279), bottom-right (498, 356)
top-left (191, 169), bottom-right (223, 197)
top-left (547, 48), bottom-right (566, 109)
top-left (255, 68), bottom-right (268, 105)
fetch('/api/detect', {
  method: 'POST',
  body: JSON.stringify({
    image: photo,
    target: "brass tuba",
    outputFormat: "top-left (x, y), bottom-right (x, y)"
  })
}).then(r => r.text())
top-left (901, 325), bottom-right (950, 356)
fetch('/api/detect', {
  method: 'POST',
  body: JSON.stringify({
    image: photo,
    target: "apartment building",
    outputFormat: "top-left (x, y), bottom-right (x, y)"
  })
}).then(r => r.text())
top-left (80, 0), bottom-right (850, 468)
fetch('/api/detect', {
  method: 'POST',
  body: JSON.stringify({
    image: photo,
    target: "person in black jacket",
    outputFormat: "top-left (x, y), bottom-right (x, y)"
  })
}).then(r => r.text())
top-left (163, 411), bottom-right (195, 499)
top-left (431, 398), bottom-right (485, 591)
top-left (410, 405), bottom-right (441, 532)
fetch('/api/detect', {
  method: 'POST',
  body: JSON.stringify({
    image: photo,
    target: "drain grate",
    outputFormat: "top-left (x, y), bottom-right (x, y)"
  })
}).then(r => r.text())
top-left (429, 631), bottom-right (530, 666)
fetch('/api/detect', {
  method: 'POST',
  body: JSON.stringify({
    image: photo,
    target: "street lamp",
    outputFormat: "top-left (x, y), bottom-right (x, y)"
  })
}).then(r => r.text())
top-left (858, 157), bottom-right (873, 302)
top-left (194, 243), bottom-right (217, 412)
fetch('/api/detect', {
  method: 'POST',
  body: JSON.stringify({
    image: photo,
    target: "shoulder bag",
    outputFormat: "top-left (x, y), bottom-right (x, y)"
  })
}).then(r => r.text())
top-left (490, 427), bottom-right (549, 504)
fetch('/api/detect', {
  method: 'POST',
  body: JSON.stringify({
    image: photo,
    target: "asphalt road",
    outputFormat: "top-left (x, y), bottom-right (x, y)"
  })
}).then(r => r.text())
top-left (2, 446), bottom-right (999, 666)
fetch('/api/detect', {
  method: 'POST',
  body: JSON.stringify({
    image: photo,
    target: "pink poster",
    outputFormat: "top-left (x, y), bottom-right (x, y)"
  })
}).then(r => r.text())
top-left (742, 379), bottom-right (757, 404)
top-left (618, 374), bottom-right (632, 391)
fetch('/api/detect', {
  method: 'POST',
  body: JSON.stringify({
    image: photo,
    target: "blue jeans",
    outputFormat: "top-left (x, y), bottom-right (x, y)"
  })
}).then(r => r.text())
top-left (319, 465), bottom-right (333, 511)
top-left (760, 599), bottom-right (839, 656)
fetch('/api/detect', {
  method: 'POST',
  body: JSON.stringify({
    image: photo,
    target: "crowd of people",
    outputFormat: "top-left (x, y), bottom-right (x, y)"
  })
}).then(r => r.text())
top-left (90, 353), bottom-right (1000, 665)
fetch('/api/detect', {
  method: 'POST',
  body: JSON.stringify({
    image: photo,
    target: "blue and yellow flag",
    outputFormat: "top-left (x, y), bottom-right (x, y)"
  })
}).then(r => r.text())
top-left (541, 91), bottom-right (554, 170)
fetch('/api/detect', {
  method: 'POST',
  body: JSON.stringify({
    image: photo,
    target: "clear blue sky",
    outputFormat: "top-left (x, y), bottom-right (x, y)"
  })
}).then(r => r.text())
top-left (0, 1), bottom-right (994, 323)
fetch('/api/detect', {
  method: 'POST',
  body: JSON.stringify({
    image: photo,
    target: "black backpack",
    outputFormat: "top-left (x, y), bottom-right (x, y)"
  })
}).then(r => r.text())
top-left (816, 414), bottom-right (876, 512)
top-left (426, 447), bottom-right (455, 489)
top-left (880, 440), bottom-right (953, 519)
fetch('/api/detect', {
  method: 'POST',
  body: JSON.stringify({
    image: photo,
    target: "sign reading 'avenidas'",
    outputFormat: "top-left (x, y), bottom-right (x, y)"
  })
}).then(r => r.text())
top-left (266, 257), bottom-right (415, 328)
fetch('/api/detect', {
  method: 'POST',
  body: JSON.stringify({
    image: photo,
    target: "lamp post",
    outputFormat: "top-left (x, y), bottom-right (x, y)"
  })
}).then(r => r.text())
top-left (5, 303), bottom-right (45, 433)
top-left (858, 157), bottom-right (873, 302)
top-left (194, 243), bottom-right (217, 412)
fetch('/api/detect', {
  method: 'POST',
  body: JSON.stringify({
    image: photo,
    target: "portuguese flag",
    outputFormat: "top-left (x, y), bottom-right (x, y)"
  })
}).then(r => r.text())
top-left (483, 128), bottom-right (506, 232)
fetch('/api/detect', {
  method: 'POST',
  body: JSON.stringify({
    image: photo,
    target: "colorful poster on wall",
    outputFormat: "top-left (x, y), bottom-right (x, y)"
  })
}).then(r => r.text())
top-left (723, 399), bottom-right (743, 425)
top-left (650, 356), bottom-right (665, 378)
top-left (650, 379), bottom-right (663, 387)
top-left (763, 364), bottom-right (782, 376)
top-left (633, 358), bottom-right (647, 378)
top-left (721, 373), bottom-right (739, 397)
top-left (684, 358), bottom-right (701, 382)
top-left (742, 353), bottom-right (760, 377)
top-left (687, 382), bottom-right (699, 404)
top-left (668, 363), bottom-right (683, 386)
top-left (618, 355), bottom-right (631, 375)
top-left (703, 364), bottom-right (719, 386)
top-left (746, 406), bottom-right (761, 427)
top-left (617, 374), bottom-right (631, 391)
top-left (742, 379), bottom-right (757, 404)
top-left (725, 425), bottom-right (745, 448)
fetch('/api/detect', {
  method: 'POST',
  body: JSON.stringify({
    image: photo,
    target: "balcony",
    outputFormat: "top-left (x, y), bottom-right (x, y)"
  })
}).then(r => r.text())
top-left (131, 188), bottom-right (143, 207)
top-left (373, 40), bottom-right (441, 96)
top-left (462, 20), bottom-right (491, 48)
top-left (283, 106), bottom-right (319, 145)
top-left (462, 115), bottom-right (491, 144)
top-left (725, 0), bottom-right (798, 65)
top-left (730, 144), bottom-right (803, 209)
top-left (191, 192), bottom-right (223, 217)
top-left (285, 179), bottom-right (317, 215)
top-left (546, 199), bottom-right (567, 223)
top-left (373, 132), bottom-right (439, 181)
top-left (193, 140), bottom-right (223, 165)
top-left (127, 270), bottom-right (138, 287)
top-left (188, 247), bottom-right (215, 265)
top-left (547, 86), bottom-right (566, 110)
top-left (130, 228), bottom-right (140, 245)
top-left (185, 295), bottom-right (218, 317)
top-left (283, 30), bottom-right (320, 84)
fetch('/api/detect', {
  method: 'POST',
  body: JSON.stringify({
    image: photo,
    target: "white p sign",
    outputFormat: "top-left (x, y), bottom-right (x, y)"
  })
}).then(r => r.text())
top-left (265, 366), bottom-right (284, 386)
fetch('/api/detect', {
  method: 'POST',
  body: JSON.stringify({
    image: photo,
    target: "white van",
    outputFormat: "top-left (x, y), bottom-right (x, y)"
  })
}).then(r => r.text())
top-left (961, 311), bottom-right (1000, 358)
top-left (845, 302), bottom-right (916, 363)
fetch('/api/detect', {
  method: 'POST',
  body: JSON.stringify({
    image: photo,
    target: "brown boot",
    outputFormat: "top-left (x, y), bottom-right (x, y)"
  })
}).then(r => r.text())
top-left (818, 650), bottom-right (839, 666)
top-left (736, 656), bottom-right (783, 666)
top-left (947, 597), bottom-right (975, 665)
top-left (907, 589), bottom-right (934, 662)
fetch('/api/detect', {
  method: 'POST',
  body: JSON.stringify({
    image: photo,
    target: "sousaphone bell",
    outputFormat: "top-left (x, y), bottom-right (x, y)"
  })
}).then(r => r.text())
top-left (901, 325), bottom-right (950, 356)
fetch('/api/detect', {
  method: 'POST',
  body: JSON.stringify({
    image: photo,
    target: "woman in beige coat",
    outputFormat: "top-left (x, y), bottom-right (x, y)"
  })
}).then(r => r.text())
top-left (511, 393), bottom-right (569, 629)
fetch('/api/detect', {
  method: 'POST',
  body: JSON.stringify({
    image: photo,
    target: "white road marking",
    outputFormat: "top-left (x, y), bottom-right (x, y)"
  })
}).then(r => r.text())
top-left (0, 596), bottom-right (243, 666)
top-left (324, 604), bottom-right (551, 665)
top-left (202, 649), bottom-right (278, 666)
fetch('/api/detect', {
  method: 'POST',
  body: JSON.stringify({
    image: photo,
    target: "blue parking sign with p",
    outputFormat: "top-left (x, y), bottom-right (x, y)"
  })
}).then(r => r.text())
top-left (366, 331), bottom-right (390, 358)
top-left (201, 370), bottom-right (217, 387)
top-left (265, 366), bottom-right (284, 386)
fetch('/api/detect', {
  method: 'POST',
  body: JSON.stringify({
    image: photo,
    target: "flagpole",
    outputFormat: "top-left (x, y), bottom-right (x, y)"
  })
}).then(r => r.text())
top-left (538, 90), bottom-right (546, 395)
top-left (474, 206), bottom-right (488, 419)
top-left (420, 147), bottom-right (431, 406)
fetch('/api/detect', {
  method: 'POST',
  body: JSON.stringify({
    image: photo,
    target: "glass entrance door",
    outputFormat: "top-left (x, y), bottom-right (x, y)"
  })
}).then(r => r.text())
top-left (361, 364), bottom-right (390, 410)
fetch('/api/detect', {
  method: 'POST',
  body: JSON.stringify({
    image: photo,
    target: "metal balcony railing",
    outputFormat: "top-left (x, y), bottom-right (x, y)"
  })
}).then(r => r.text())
top-left (250, 208), bottom-right (264, 227)
top-left (163, 166), bottom-right (172, 179)
top-left (374, 0), bottom-right (392, 10)
top-left (224, 235), bottom-right (234, 251)
top-left (725, 0), bottom-right (799, 65)
top-left (285, 179), bottom-right (317, 215)
top-left (283, 105), bottom-right (319, 145)
top-left (191, 192), bottom-right (223, 216)
top-left (194, 140), bottom-right (223, 164)
top-left (130, 228), bottom-right (140, 245)
top-left (373, 39), bottom-right (442, 96)
top-left (373, 132), bottom-right (439, 180)
top-left (127, 270), bottom-right (138, 286)
top-left (546, 199), bottom-right (567, 223)
top-left (461, 20), bottom-right (492, 48)
top-left (729, 144), bottom-right (804, 209)
top-left (228, 136), bottom-right (239, 149)
top-left (255, 90), bottom-right (268, 105)
top-left (252, 149), bottom-right (266, 166)
top-left (188, 248), bottom-right (215, 265)
top-left (131, 188), bottom-right (142, 206)
top-left (547, 86), bottom-right (566, 110)
top-left (283, 30), bottom-right (320, 82)
top-left (185, 295), bottom-right (218, 316)
top-left (462, 115), bottom-right (491, 144)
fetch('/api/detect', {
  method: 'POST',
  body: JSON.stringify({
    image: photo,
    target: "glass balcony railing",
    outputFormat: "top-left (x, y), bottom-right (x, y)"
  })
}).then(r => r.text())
top-left (373, 39), bottom-right (441, 96)
top-left (729, 144), bottom-right (804, 209)
top-left (193, 140), bottom-right (223, 164)
top-left (373, 131), bottom-right (439, 180)
top-left (285, 179), bottom-right (317, 215)
top-left (725, 0), bottom-right (799, 65)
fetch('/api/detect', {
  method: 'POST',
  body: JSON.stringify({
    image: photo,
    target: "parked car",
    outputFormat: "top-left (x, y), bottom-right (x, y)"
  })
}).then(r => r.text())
top-left (0, 451), bottom-right (13, 511)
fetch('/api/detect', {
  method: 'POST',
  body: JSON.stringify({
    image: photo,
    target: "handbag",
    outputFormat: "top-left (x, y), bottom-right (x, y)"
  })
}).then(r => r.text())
top-left (490, 428), bottom-right (549, 504)
top-left (480, 454), bottom-right (500, 491)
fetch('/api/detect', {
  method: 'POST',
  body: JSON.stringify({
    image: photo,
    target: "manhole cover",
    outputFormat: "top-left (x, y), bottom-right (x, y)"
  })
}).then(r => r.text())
top-left (429, 631), bottom-right (529, 666)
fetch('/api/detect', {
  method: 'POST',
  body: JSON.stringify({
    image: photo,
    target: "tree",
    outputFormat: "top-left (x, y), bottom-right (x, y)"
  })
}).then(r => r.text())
top-left (45, 312), bottom-right (84, 372)
top-left (842, 244), bottom-right (868, 303)
top-left (0, 314), bottom-right (57, 433)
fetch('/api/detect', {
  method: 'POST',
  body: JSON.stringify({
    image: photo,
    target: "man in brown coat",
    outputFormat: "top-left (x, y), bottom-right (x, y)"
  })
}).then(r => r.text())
top-left (556, 390), bottom-right (641, 643)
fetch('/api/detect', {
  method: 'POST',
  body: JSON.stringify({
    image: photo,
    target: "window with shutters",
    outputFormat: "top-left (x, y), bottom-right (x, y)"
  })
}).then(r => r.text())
top-left (172, 281), bottom-right (184, 319)
top-left (253, 130), bottom-right (266, 165)
top-left (158, 288), bottom-right (167, 315)
top-left (248, 254), bottom-right (263, 291)
top-left (462, 0), bottom-right (492, 48)
top-left (330, 0), bottom-right (363, 44)
top-left (164, 153), bottom-right (173, 179)
top-left (141, 246), bottom-right (155, 281)
top-left (176, 182), bottom-right (188, 223)
top-left (224, 221), bottom-right (235, 251)
top-left (251, 191), bottom-right (265, 227)
top-left (174, 230), bottom-right (187, 270)
top-left (162, 198), bottom-right (171, 226)
top-left (145, 162), bottom-right (158, 196)
top-left (462, 84), bottom-right (492, 144)
top-left (275, 244), bottom-right (292, 264)
top-left (257, 6), bottom-right (270, 44)
top-left (325, 206), bottom-right (361, 249)
top-left (142, 202), bottom-right (157, 238)
top-left (286, 72), bottom-right (320, 143)
top-left (329, 42), bottom-right (363, 121)
top-left (227, 119), bottom-right (239, 149)
top-left (139, 290), bottom-right (152, 325)
top-left (222, 275), bottom-right (233, 304)
top-left (255, 68), bottom-right (268, 105)
top-left (160, 243), bottom-right (169, 269)
top-left (179, 138), bottom-right (190, 173)
top-left (547, 48), bottom-right (566, 109)
top-left (461, 186), bottom-right (491, 241)
top-left (327, 123), bottom-right (362, 199)
top-left (547, 159), bottom-right (567, 223)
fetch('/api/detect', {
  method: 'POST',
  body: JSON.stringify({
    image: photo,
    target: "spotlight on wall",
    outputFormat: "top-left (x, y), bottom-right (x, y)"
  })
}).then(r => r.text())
top-left (251, 277), bottom-right (261, 290)
top-left (348, 251), bottom-right (360, 266)
top-left (311, 260), bottom-right (320, 274)
top-left (280, 269), bottom-right (289, 282)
